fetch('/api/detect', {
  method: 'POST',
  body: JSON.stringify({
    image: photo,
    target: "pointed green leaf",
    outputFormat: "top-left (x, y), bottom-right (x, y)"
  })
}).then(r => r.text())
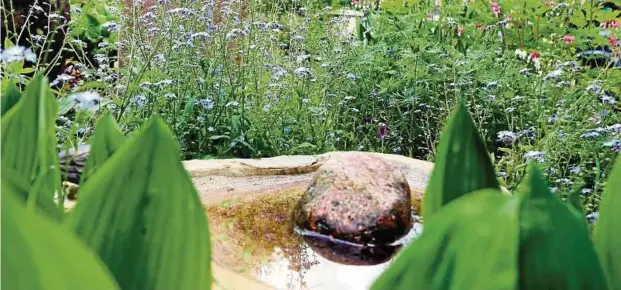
top-left (518, 165), bottom-right (608, 289)
top-left (1, 166), bottom-right (63, 221)
top-left (566, 188), bottom-right (584, 215)
top-left (81, 113), bottom-right (125, 185)
top-left (373, 189), bottom-right (519, 290)
top-left (65, 117), bottom-right (212, 290)
top-left (594, 154), bottom-right (621, 289)
top-left (1, 73), bottom-right (61, 219)
top-left (1, 80), bottom-right (21, 116)
top-left (1, 184), bottom-right (119, 290)
top-left (423, 102), bottom-right (500, 220)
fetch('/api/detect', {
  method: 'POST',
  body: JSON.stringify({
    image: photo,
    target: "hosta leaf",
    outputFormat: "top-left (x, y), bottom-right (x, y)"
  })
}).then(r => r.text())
top-left (566, 188), bottom-right (584, 215)
top-left (423, 102), bottom-right (499, 220)
top-left (1, 74), bottom-right (61, 219)
top-left (81, 113), bottom-right (125, 185)
top-left (372, 189), bottom-right (518, 290)
top-left (1, 80), bottom-right (21, 116)
top-left (65, 117), bottom-right (212, 290)
top-left (518, 165), bottom-right (608, 289)
top-left (1, 185), bottom-right (118, 290)
top-left (1, 166), bottom-right (63, 221)
top-left (594, 154), bottom-right (621, 289)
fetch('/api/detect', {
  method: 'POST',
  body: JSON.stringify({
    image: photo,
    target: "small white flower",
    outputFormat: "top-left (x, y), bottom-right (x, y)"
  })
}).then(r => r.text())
top-left (101, 21), bottom-right (121, 32)
top-left (296, 54), bottom-right (310, 63)
top-left (497, 131), bottom-right (518, 143)
top-left (130, 95), bottom-right (148, 108)
top-left (543, 69), bottom-right (563, 81)
top-left (294, 67), bottom-right (312, 77)
top-left (68, 92), bottom-right (102, 111)
top-left (23, 48), bottom-right (36, 62)
top-left (514, 49), bottom-right (527, 59)
top-left (524, 150), bottom-right (545, 163)
top-left (50, 73), bottom-right (75, 86)
top-left (155, 54), bottom-right (166, 62)
top-left (607, 124), bottom-right (621, 133)
top-left (1, 46), bottom-right (25, 63)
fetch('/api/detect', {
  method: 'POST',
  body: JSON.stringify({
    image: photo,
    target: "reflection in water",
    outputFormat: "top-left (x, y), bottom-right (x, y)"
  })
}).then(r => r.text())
top-left (254, 244), bottom-right (392, 290)
top-left (253, 219), bottom-right (423, 290)
top-left (298, 229), bottom-right (402, 265)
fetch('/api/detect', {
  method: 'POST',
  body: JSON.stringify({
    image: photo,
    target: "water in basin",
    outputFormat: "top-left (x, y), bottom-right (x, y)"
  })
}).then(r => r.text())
top-left (206, 188), bottom-right (422, 290)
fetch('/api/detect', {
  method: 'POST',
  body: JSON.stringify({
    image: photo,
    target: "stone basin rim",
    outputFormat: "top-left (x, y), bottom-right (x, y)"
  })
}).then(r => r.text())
top-left (183, 151), bottom-right (435, 178)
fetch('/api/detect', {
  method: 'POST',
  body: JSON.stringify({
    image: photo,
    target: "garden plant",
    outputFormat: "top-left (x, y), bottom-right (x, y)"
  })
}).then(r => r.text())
top-left (1, 75), bottom-right (619, 289)
top-left (1, 0), bottom-right (620, 288)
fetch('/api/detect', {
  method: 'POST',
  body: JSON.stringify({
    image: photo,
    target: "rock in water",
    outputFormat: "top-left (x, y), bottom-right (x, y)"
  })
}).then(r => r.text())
top-left (293, 152), bottom-right (412, 247)
top-left (58, 144), bottom-right (90, 187)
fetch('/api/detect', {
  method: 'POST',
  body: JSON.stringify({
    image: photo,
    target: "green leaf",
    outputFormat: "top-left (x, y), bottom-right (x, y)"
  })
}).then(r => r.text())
top-left (566, 187), bottom-right (584, 216)
top-left (594, 154), bottom-right (621, 289)
top-left (423, 102), bottom-right (500, 220)
top-left (1, 185), bottom-right (119, 290)
top-left (65, 117), bottom-right (212, 290)
top-left (517, 165), bottom-right (608, 289)
top-left (372, 189), bottom-right (519, 290)
top-left (81, 113), bottom-right (125, 185)
top-left (79, 14), bottom-right (103, 42)
top-left (1, 73), bottom-right (62, 219)
top-left (1, 80), bottom-right (21, 116)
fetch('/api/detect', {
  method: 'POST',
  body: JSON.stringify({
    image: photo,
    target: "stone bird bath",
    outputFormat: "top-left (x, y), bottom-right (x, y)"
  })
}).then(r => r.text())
top-left (63, 151), bottom-right (433, 290)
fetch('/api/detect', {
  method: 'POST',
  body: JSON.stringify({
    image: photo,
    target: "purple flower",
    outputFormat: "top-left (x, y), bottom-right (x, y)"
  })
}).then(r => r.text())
top-left (378, 123), bottom-right (388, 140)
top-left (603, 139), bottom-right (621, 152)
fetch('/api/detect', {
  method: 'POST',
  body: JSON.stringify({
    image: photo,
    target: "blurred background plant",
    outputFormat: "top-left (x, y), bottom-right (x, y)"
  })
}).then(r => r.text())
top-left (2, 0), bottom-right (619, 214)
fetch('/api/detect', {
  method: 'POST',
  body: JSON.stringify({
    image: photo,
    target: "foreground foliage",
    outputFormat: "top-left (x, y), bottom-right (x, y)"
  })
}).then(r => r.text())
top-left (1, 74), bottom-right (212, 290)
top-left (373, 104), bottom-right (620, 290)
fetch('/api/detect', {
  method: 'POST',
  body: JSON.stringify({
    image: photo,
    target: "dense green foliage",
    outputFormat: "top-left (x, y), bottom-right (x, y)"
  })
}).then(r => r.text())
top-left (373, 101), bottom-right (620, 290)
top-left (1, 74), bottom-right (212, 290)
top-left (2, 0), bottom-right (619, 209)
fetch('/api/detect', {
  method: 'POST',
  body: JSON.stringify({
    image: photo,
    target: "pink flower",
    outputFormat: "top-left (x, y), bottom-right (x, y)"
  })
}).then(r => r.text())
top-left (543, 1), bottom-right (555, 7)
top-left (426, 12), bottom-right (433, 20)
top-left (562, 35), bottom-right (575, 43)
top-left (457, 26), bottom-right (464, 36)
top-left (600, 20), bottom-right (618, 28)
top-left (529, 52), bottom-right (540, 60)
top-left (608, 36), bottom-right (618, 47)
top-left (491, 2), bottom-right (501, 17)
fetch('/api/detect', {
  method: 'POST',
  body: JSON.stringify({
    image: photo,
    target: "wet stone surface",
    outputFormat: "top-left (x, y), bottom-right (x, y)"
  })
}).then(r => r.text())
top-left (293, 152), bottom-right (412, 249)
